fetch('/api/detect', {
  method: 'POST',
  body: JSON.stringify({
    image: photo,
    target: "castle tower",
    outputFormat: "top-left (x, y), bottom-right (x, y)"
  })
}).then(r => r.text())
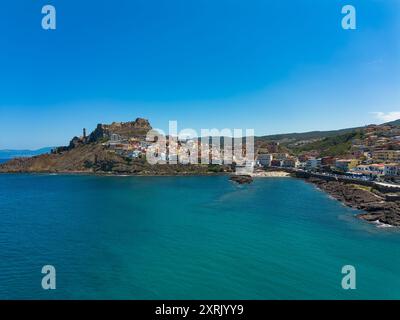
top-left (83, 128), bottom-right (87, 138)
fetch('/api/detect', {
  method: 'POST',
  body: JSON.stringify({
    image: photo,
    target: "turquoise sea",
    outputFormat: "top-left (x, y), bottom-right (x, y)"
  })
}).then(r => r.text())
top-left (0, 174), bottom-right (399, 299)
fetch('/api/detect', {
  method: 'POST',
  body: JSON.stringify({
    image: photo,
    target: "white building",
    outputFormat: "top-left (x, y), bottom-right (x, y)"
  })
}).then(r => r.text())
top-left (257, 154), bottom-right (273, 167)
top-left (384, 163), bottom-right (400, 176)
top-left (110, 133), bottom-right (122, 142)
top-left (128, 150), bottom-right (142, 159)
top-left (306, 158), bottom-right (321, 170)
top-left (282, 158), bottom-right (300, 168)
top-left (352, 164), bottom-right (384, 177)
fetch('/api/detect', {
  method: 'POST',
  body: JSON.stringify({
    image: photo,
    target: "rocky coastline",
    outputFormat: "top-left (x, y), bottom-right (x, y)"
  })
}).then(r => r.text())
top-left (302, 176), bottom-right (400, 227)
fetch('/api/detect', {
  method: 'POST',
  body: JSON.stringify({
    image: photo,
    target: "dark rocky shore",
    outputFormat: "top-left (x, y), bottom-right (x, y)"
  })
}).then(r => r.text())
top-left (304, 177), bottom-right (400, 227)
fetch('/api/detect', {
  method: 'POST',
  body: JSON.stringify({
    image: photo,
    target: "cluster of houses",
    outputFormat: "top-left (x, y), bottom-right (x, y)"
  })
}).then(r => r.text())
top-left (354, 124), bottom-right (400, 151)
top-left (256, 153), bottom-right (300, 168)
top-left (94, 122), bottom-right (400, 181)
top-left (256, 152), bottom-right (400, 181)
top-left (105, 133), bottom-right (151, 159)
top-left (254, 124), bottom-right (400, 182)
top-left (104, 133), bottom-right (252, 165)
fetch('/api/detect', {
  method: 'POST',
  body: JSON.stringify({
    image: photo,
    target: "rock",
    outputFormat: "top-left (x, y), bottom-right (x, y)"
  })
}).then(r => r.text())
top-left (304, 177), bottom-right (400, 227)
top-left (230, 175), bottom-right (253, 184)
top-left (69, 136), bottom-right (84, 149)
top-left (88, 118), bottom-right (153, 143)
top-left (88, 124), bottom-right (106, 143)
top-left (131, 118), bottom-right (151, 129)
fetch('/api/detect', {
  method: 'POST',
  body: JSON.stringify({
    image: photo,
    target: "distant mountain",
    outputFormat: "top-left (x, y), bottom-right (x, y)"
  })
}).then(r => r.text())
top-left (256, 119), bottom-right (400, 143)
top-left (0, 147), bottom-right (54, 159)
top-left (384, 119), bottom-right (400, 127)
top-left (255, 127), bottom-right (359, 142)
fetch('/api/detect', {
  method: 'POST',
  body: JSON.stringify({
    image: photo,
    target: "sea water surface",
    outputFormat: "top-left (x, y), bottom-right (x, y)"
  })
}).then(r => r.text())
top-left (0, 174), bottom-right (399, 299)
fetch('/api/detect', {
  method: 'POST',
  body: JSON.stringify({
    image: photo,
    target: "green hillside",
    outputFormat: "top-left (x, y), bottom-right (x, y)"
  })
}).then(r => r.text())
top-left (290, 130), bottom-right (364, 156)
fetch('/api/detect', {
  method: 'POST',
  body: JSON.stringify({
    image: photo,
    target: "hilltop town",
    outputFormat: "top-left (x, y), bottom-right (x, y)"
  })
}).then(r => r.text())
top-left (2, 118), bottom-right (400, 182)
top-left (2, 117), bottom-right (400, 226)
top-left (0, 118), bottom-right (234, 175)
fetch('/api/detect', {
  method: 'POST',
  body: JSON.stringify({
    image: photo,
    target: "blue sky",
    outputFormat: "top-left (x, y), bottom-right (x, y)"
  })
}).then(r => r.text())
top-left (0, 0), bottom-right (399, 149)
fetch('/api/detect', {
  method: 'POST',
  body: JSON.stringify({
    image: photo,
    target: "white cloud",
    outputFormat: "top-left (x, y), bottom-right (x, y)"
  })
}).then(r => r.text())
top-left (371, 112), bottom-right (400, 123)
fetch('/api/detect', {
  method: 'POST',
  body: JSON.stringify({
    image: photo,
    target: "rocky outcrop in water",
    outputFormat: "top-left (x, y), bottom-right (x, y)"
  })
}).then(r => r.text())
top-left (230, 175), bottom-right (253, 184)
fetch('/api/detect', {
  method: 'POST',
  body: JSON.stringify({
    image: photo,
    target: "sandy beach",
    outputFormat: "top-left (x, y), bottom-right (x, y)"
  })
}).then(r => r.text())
top-left (251, 171), bottom-right (291, 178)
